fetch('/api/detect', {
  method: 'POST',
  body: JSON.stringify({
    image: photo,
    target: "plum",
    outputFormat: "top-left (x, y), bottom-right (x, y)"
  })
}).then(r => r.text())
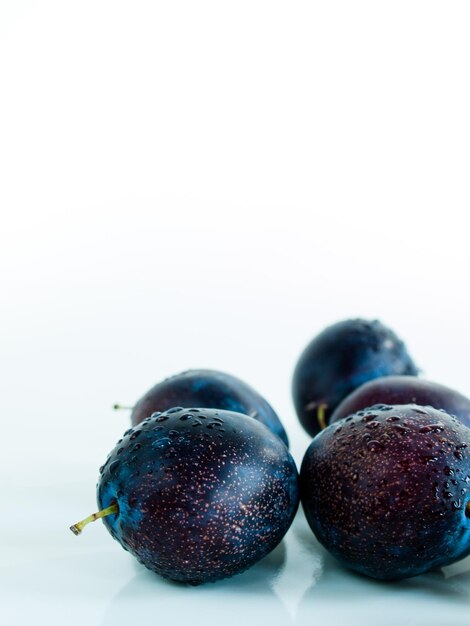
top-left (300, 404), bottom-right (470, 580)
top-left (71, 407), bottom-right (299, 584)
top-left (125, 369), bottom-right (289, 447)
top-left (332, 376), bottom-right (470, 428)
top-left (292, 319), bottom-right (418, 437)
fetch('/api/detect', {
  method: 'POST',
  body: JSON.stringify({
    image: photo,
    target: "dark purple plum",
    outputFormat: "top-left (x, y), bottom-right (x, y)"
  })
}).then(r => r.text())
top-left (71, 407), bottom-right (299, 584)
top-left (332, 376), bottom-right (470, 428)
top-left (292, 319), bottom-right (418, 437)
top-left (128, 369), bottom-right (289, 447)
top-left (301, 404), bottom-right (470, 580)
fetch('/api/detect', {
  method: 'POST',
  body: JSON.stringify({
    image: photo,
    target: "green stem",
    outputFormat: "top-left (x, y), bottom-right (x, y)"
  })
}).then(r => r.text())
top-left (113, 404), bottom-right (134, 411)
top-left (317, 403), bottom-right (328, 430)
top-left (70, 502), bottom-right (119, 535)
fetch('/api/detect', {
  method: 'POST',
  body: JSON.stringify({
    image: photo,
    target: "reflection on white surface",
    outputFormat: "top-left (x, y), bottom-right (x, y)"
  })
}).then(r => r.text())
top-left (299, 553), bottom-right (470, 626)
top-left (272, 515), bottom-right (324, 618)
top-left (98, 512), bottom-right (326, 626)
top-left (442, 555), bottom-right (470, 580)
top-left (99, 515), bottom-right (326, 626)
top-left (99, 516), bottom-right (322, 626)
top-left (102, 555), bottom-right (289, 626)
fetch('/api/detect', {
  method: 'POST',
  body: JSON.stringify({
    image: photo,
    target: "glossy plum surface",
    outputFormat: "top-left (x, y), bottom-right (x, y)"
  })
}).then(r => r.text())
top-left (292, 319), bottom-right (418, 437)
top-left (130, 369), bottom-right (289, 446)
top-left (332, 376), bottom-right (470, 428)
top-left (98, 407), bottom-right (299, 584)
top-left (301, 404), bottom-right (470, 580)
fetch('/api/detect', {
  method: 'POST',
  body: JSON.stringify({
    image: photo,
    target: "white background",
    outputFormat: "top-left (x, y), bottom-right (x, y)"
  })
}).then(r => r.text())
top-left (1, 2), bottom-right (470, 625)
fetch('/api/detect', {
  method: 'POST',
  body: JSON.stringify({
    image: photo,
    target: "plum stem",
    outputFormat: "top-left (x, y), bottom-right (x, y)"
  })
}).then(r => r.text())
top-left (317, 403), bottom-right (328, 430)
top-left (113, 404), bottom-right (134, 411)
top-left (70, 502), bottom-right (119, 535)
top-left (466, 500), bottom-right (470, 518)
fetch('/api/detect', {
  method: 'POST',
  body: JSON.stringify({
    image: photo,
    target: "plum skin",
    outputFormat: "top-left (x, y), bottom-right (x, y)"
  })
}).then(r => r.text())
top-left (130, 369), bottom-right (289, 447)
top-left (98, 407), bottom-right (299, 584)
top-left (292, 319), bottom-right (418, 437)
top-left (331, 376), bottom-right (470, 429)
top-left (300, 404), bottom-right (470, 580)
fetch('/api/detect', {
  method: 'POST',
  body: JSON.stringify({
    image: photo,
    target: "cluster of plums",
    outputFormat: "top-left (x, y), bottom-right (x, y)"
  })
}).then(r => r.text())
top-left (71, 319), bottom-right (470, 584)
